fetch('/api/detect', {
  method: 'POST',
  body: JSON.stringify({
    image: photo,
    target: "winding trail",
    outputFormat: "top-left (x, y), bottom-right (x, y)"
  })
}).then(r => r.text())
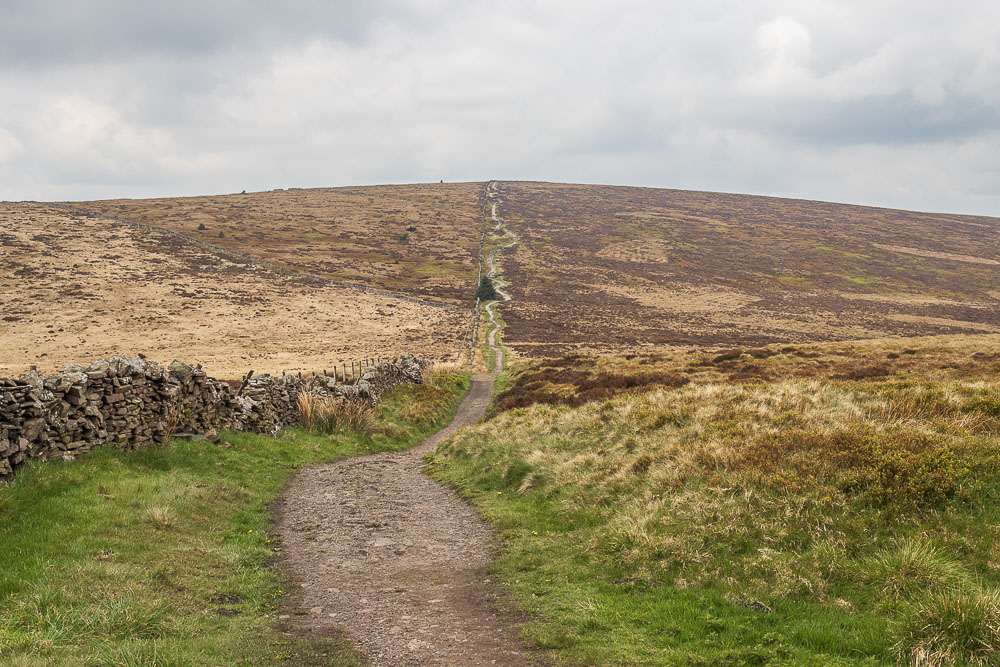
top-left (481, 182), bottom-right (518, 371)
top-left (484, 193), bottom-right (519, 305)
top-left (272, 182), bottom-right (532, 665)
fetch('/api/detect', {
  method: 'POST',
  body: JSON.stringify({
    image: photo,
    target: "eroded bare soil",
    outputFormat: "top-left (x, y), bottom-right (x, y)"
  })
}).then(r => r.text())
top-left (273, 376), bottom-right (540, 666)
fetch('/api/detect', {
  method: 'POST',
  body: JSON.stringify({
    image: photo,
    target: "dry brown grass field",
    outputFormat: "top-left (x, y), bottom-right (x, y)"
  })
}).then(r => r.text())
top-left (495, 181), bottom-right (1000, 358)
top-left (490, 332), bottom-right (1000, 414)
top-left (0, 203), bottom-right (469, 378)
top-left (69, 182), bottom-right (485, 305)
top-left (5, 179), bottom-right (999, 379)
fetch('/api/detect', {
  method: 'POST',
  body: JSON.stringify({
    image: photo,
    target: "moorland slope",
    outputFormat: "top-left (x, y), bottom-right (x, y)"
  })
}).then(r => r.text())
top-left (433, 333), bottom-right (1000, 664)
top-left (69, 182), bottom-right (485, 305)
top-left (0, 202), bottom-right (469, 377)
top-left (495, 181), bottom-right (1000, 357)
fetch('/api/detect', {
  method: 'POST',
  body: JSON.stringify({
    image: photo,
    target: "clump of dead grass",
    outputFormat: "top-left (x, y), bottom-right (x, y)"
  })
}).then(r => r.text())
top-left (424, 361), bottom-right (463, 382)
top-left (893, 588), bottom-right (1000, 666)
top-left (296, 392), bottom-right (376, 435)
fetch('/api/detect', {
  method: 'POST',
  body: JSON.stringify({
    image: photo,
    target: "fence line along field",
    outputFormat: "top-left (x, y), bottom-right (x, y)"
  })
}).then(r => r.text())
top-left (496, 181), bottom-right (1000, 358)
top-left (0, 203), bottom-right (469, 378)
top-left (68, 182), bottom-right (485, 305)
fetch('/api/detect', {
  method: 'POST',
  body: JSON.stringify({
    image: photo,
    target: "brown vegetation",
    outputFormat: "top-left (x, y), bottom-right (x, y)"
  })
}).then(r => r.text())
top-left (495, 181), bottom-right (1000, 357)
top-left (297, 392), bottom-right (376, 435)
top-left (68, 182), bottom-right (485, 304)
top-left (493, 333), bottom-right (1000, 415)
top-left (0, 203), bottom-right (469, 378)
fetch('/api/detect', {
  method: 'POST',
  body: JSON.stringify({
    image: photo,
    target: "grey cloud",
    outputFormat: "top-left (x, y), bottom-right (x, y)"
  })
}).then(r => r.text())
top-left (1, 1), bottom-right (999, 215)
top-left (0, 1), bottom-right (392, 65)
top-left (738, 92), bottom-right (1000, 146)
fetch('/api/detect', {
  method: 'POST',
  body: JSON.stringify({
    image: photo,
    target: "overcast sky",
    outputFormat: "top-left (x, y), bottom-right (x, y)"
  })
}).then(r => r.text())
top-left (1, 1), bottom-right (998, 215)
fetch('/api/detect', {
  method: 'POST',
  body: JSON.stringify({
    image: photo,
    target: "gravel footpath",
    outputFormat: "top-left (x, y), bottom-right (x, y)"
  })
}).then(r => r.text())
top-left (272, 374), bottom-right (539, 665)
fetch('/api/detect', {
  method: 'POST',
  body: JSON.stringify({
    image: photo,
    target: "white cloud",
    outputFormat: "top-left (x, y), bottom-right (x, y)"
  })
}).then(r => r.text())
top-left (751, 16), bottom-right (813, 91)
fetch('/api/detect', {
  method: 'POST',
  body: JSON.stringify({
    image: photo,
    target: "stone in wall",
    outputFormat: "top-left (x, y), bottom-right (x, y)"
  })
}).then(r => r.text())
top-left (0, 353), bottom-right (427, 480)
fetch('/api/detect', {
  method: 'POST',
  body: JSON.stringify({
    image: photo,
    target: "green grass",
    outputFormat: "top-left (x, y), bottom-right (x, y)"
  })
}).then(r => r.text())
top-left (490, 303), bottom-right (511, 370)
top-left (428, 374), bottom-right (1000, 665)
top-left (412, 259), bottom-right (470, 277)
top-left (478, 300), bottom-right (512, 377)
top-left (0, 372), bottom-right (469, 665)
top-left (491, 369), bottom-right (514, 399)
top-left (478, 302), bottom-right (499, 371)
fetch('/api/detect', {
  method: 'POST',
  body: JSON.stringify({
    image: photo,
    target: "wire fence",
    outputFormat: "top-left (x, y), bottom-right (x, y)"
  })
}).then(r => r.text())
top-left (466, 181), bottom-right (493, 369)
top-left (272, 356), bottom-right (394, 385)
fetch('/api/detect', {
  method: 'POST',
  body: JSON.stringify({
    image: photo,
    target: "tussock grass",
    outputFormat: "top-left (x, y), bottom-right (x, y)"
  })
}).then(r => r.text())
top-left (894, 588), bottom-right (1000, 666)
top-left (0, 373), bottom-right (469, 664)
top-left (430, 343), bottom-right (1000, 664)
top-left (859, 539), bottom-right (967, 605)
top-left (297, 392), bottom-right (377, 435)
top-left (425, 361), bottom-right (463, 377)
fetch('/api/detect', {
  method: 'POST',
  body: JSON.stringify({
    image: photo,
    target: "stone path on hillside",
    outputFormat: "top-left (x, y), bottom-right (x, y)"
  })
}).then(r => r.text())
top-left (272, 182), bottom-right (537, 665)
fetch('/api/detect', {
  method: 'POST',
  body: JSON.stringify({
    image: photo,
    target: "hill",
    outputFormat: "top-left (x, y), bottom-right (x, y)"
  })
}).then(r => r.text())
top-left (495, 181), bottom-right (1000, 357)
top-left (68, 182), bottom-right (484, 305)
top-left (0, 202), bottom-right (469, 377)
top-left (6, 178), bottom-right (1000, 376)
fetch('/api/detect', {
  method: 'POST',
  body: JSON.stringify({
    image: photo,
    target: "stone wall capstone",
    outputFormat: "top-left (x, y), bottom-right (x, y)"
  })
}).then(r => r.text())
top-left (0, 353), bottom-right (428, 479)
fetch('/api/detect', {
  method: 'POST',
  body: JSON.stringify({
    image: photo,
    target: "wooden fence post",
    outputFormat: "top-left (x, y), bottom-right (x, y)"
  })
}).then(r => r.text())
top-left (237, 370), bottom-right (254, 397)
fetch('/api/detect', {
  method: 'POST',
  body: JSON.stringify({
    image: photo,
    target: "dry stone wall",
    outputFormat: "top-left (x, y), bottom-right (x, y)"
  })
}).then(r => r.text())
top-left (0, 353), bottom-right (428, 479)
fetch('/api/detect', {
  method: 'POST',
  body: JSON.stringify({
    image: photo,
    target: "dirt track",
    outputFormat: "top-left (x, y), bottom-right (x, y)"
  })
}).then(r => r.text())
top-left (272, 183), bottom-right (536, 665)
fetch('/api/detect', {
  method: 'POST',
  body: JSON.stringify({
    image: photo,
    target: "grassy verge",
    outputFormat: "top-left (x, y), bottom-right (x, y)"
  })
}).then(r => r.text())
top-left (491, 302), bottom-right (511, 370)
top-left (486, 367), bottom-right (515, 420)
top-left (468, 301), bottom-right (493, 374)
top-left (428, 343), bottom-right (1000, 665)
top-left (0, 371), bottom-right (469, 665)
top-left (479, 300), bottom-right (513, 377)
top-left (480, 301), bottom-right (498, 371)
